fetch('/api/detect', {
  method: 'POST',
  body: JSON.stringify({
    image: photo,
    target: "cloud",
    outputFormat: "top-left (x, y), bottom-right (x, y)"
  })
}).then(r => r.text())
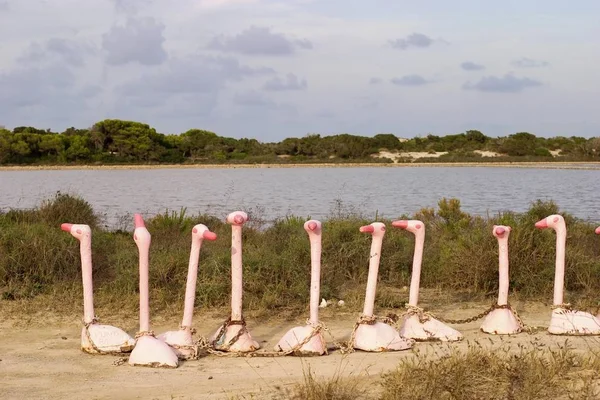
top-left (389, 33), bottom-right (434, 50)
top-left (233, 90), bottom-right (276, 107)
top-left (115, 55), bottom-right (274, 112)
top-left (511, 57), bottom-right (550, 68)
top-left (462, 73), bottom-right (542, 93)
top-left (0, 63), bottom-right (92, 126)
top-left (263, 73), bottom-right (307, 91)
top-left (369, 77), bottom-right (382, 85)
top-left (390, 74), bottom-right (430, 86)
top-left (196, 0), bottom-right (260, 9)
top-left (461, 61), bottom-right (485, 71)
top-left (110, 0), bottom-right (153, 14)
top-left (0, 1), bottom-right (8, 11)
top-left (17, 38), bottom-right (95, 67)
top-left (207, 26), bottom-right (312, 56)
top-left (102, 17), bottom-right (167, 66)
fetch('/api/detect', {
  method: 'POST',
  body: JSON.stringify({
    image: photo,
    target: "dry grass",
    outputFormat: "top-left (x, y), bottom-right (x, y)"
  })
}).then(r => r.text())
top-left (380, 341), bottom-right (600, 400)
top-left (272, 342), bottom-right (600, 400)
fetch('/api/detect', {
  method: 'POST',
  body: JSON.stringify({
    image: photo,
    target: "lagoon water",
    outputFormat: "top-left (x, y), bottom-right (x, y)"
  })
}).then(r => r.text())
top-left (1, 166), bottom-right (599, 227)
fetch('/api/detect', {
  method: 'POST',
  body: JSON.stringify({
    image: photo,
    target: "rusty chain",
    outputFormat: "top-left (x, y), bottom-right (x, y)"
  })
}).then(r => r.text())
top-left (341, 314), bottom-right (397, 354)
top-left (111, 303), bottom-right (592, 366)
top-left (82, 316), bottom-right (134, 356)
top-left (399, 303), bottom-right (548, 334)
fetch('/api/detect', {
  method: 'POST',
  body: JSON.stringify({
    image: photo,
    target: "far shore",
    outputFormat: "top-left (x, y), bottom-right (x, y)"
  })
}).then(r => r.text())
top-left (1, 161), bottom-right (600, 171)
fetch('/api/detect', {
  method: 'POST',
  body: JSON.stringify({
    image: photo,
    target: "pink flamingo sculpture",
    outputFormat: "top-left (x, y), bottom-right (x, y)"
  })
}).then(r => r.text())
top-left (274, 220), bottom-right (327, 355)
top-left (596, 226), bottom-right (600, 235)
top-left (128, 214), bottom-right (179, 368)
top-left (61, 223), bottom-right (135, 354)
top-left (480, 225), bottom-right (521, 334)
top-left (535, 214), bottom-right (600, 335)
top-left (157, 224), bottom-right (217, 359)
top-left (211, 211), bottom-right (260, 352)
top-left (392, 220), bottom-right (463, 341)
top-left (352, 222), bottom-right (414, 352)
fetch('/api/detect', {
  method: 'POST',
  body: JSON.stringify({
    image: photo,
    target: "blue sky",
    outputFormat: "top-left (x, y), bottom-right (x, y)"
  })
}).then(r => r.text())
top-left (0, 0), bottom-right (598, 141)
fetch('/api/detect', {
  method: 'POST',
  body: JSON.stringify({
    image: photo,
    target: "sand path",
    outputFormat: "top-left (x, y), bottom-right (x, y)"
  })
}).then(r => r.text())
top-left (2, 301), bottom-right (600, 399)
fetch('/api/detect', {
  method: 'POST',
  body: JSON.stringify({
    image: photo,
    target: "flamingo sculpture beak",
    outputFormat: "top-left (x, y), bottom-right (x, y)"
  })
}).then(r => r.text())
top-left (61, 223), bottom-right (73, 232)
top-left (203, 231), bottom-right (217, 240)
top-left (392, 220), bottom-right (408, 229)
top-left (359, 225), bottom-right (375, 233)
top-left (134, 214), bottom-right (145, 228)
top-left (495, 227), bottom-right (506, 235)
top-left (534, 219), bottom-right (548, 229)
top-left (596, 227), bottom-right (600, 235)
top-left (307, 221), bottom-right (318, 231)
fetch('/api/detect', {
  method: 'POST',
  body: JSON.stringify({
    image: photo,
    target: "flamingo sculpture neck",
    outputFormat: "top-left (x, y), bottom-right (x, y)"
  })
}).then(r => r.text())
top-left (181, 225), bottom-right (217, 328)
top-left (228, 211), bottom-right (248, 321)
top-left (535, 214), bottom-right (567, 306)
top-left (133, 214), bottom-right (151, 332)
top-left (391, 220), bottom-right (424, 306)
top-left (493, 225), bottom-right (511, 305)
top-left (61, 223), bottom-right (95, 324)
top-left (360, 222), bottom-right (385, 317)
top-left (306, 220), bottom-right (322, 325)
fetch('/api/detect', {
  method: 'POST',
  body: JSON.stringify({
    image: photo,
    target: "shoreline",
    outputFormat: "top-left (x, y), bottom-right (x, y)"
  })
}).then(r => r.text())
top-left (1, 161), bottom-right (600, 171)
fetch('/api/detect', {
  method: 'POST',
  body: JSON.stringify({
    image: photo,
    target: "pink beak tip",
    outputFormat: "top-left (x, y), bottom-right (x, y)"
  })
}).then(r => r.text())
top-left (392, 220), bottom-right (408, 229)
top-left (134, 214), bottom-right (145, 228)
top-left (203, 231), bottom-right (217, 241)
top-left (359, 225), bottom-right (375, 233)
top-left (60, 223), bottom-right (73, 232)
top-left (495, 227), bottom-right (506, 235)
top-left (534, 219), bottom-right (548, 229)
top-left (233, 215), bottom-right (245, 224)
top-left (307, 221), bottom-right (317, 231)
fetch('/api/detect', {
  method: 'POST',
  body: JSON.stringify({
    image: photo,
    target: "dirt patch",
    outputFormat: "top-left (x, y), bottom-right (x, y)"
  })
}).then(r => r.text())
top-left (3, 301), bottom-right (600, 399)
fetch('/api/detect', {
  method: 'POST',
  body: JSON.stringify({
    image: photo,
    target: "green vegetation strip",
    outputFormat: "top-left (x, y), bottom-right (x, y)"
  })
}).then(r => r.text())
top-left (1, 194), bottom-right (599, 316)
top-left (1, 119), bottom-right (599, 165)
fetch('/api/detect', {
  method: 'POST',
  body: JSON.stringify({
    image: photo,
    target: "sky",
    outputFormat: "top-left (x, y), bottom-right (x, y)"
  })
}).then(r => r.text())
top-left (0, 0), bottom-right (599, 141)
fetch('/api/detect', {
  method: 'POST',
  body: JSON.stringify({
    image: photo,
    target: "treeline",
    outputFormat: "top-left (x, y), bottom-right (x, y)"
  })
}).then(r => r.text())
top-left (0, 119), bottom-right (599, 165)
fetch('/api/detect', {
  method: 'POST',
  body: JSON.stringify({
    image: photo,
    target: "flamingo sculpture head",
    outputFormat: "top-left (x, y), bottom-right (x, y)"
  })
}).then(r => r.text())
top-left (359, 222), bottom-right (385, 236)
top-left (595, 226), bottom-right (600, 235)
top-left (133, 214), bottom-right (151, 249)
top-left (392, 220), bottom-right (424, 235)
top-left (305, 220), bottom-right (322, 235)
top-left (226, 211), bottom-right (248, 226)
top-left (535, 214), bottom-right (565, 231)
top-left (61, 223), bottom-right (91, 240)
top-left (493, 225), bottom-right (511, 239)
top-left (192, 224), bottom-right (218, 241)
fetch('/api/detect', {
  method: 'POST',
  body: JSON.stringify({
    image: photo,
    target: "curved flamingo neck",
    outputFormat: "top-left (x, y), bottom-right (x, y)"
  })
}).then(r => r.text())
top-left (362, 235), bottom-right (383, 316)
top-left (79, 233), bottom-right (95, 324)
top-left (181, 238), bottom-right (203, 328)
top-left (408, 230), bottom-right (424, 307)
top-left (553, 223), bottom-right (567, 306)
top-left (497, 236), bottom-right (509, 305)
top-left (136, 232), bottom-right (151, 332)
top-left (230, 225), bottom-right (243, 320)
top-left (308, 232), bottom-right (322, 325)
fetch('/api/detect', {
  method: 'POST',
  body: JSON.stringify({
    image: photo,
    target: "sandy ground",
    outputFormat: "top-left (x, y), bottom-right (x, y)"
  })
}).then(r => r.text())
top-left (1, 161), bottom-right (600, 171)
top-left (3, 301), bottom-right (600, 400)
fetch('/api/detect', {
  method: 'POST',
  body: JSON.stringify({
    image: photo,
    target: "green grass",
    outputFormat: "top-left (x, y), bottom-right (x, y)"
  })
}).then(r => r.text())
top-left (1, 193), bottom-right (599, 316)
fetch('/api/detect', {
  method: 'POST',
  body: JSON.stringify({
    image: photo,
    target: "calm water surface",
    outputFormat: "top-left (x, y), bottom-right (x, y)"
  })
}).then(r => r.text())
top-left (1, 167), bottom-right (599, 227)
